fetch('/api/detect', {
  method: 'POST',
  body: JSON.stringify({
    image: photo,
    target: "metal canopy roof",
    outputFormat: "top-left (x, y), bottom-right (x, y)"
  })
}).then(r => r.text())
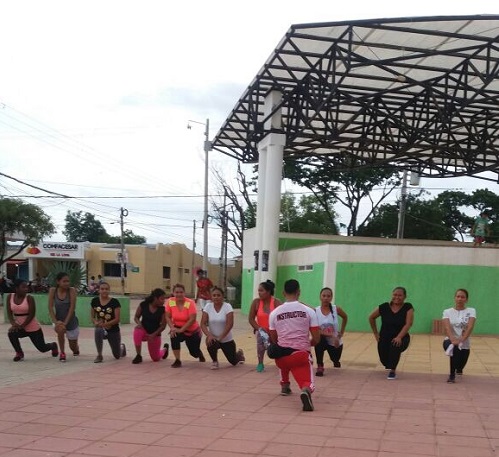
top-left (212, 15), bottom-right (499, 179)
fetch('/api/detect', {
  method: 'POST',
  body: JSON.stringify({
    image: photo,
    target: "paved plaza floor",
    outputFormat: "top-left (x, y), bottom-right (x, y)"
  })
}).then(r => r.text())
top-left (0, 306), bottom-right (498, 457)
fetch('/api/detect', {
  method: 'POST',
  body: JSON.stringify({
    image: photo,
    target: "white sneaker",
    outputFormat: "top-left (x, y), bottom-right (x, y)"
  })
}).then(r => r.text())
top-left (211, 361), bottom-right (219, 370)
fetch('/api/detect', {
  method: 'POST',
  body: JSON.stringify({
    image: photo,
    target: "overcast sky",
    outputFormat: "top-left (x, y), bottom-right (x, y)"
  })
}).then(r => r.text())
top-left (0, 0), bottom-right (498, 257)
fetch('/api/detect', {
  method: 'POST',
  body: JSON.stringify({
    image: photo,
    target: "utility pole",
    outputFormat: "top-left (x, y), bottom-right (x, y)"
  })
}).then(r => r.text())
top-left (119, 207), bottom-right (128, 295)
top-left (191, 220), bottom-right (196, 296)
top-left (218, 189), bottom-right (227, 288)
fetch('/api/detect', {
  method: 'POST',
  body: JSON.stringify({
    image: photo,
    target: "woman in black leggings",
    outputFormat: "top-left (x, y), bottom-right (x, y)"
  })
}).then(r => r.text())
top-left (368, 287), bottom-right (414, 380)
top-left (6, 279), bottom-right (58, 361)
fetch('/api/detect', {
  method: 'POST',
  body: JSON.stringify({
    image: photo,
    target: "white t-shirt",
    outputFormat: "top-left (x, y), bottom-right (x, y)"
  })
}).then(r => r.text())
top-left (269, 301), bottom-right (319, 352)
top-left (315, 305), bottom-right (343, 346)
top-left (442, 307), bottom-right (476, 350)
top-left (203, 301), bottom-right (234, 343)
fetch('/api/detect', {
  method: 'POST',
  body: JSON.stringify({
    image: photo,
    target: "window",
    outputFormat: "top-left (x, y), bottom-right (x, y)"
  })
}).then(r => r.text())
top-left (297, 264), bottom-right (314, 272)
top-left (184, 268), bottom-right (190, 274)
top-left (163, 266), bottom-right (171, 279)
top-left (104, 263), bottom-right (127, 277)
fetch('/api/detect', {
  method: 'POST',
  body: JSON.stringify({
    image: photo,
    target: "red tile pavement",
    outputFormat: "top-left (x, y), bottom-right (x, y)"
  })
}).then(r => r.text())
top-left (0, 311), bottom-right (499, 457)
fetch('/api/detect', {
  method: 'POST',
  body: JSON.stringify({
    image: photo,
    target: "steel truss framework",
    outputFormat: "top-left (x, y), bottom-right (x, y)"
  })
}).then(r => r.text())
top-left (212, 15), bottom-right (499, 179)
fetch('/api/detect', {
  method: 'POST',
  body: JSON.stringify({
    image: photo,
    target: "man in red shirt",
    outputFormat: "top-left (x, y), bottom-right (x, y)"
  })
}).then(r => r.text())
top-left (196, 270), bottom-right (213, 310)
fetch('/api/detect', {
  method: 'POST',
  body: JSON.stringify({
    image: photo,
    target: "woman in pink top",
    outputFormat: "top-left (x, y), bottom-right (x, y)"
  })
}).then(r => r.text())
top-left (248, 280), bottom-right (281, 372)
top-left (6, 279), bottom-right (58, 362)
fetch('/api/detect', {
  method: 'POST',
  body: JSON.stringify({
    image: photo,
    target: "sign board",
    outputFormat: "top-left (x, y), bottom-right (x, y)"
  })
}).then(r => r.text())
top-left (24, 242), bottom-right (85, 260)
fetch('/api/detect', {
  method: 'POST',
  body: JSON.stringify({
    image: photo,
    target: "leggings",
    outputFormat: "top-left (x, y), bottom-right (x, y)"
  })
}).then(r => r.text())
top-left (170, 328), bottom-right (202, 358)
top-left (8, 328), bottom-right (54, 354)
top-left (443, 340), bottom-right (470, 375)
top-left (133, 327), bottom-right (162, 361)
top-left (256, 330), bottom-right (267, 364)
top-left (314, 336), bottom-right (343, 365)
top-left (378, 334), bottom-right (410, 370)
top-left (207, 340), bottom-right (240, 365)
top-left (95, 327), bottom-right (122, 359)
top-left (275, 351), bottom-right (315, 392)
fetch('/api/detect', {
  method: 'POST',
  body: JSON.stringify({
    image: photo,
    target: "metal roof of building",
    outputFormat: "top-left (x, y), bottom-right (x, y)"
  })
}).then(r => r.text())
top-left (212, 15), bottom-right (499, 179)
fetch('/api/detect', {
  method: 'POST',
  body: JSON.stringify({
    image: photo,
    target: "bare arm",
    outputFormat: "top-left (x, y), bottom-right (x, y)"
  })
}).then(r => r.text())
top-left (200, 311), bottom-right (211, 336)
top-left (461, 317), bottom-right (476, 342)
top-left (134, 305), bottom-right (143, 327)
top-left (395, 308), bottom-right (414, 340)
top-left (336, 306), bottom-right (348, 336)
top-left (47, 288), bottom-right (58, 324)
top-left (248, 299), bottom-right (260, 331)
top-left (442, 317), bottom-right (458, 345)
top-left (368, 307), bottom-right (380, 342)
top-left (6, 294), bottom-right (15, 327)
top-left (310, 327), bottom-right (321, 346)
top-left (21, 295), bottom-right (37, 329)
top-left (269, 329), bottom-right (278, 344)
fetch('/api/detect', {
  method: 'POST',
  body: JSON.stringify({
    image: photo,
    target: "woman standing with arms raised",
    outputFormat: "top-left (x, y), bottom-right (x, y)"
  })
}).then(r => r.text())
top-left (91, 282), bottom-right (125, 363)
top-left (7, 279), bottom-right (58, 361)
top-left (368, 286), bottom-right (414, 380)
top-left (314, 287), bottom-right (348, 376)
top-left (442, 289), bottom-right (476, 383)
top-left (165, 283), bottom-right (205, 367)
top-left (248, 280), bottom-right (281, 372)
top-left (48, 272), bottom-right (79, 362)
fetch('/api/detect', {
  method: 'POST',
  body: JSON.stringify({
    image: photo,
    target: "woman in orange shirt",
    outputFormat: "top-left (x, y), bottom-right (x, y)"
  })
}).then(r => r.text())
top-left (165, 283), bottom-right (206, 368)
top-left (248, 280), bottom-right (281, 372)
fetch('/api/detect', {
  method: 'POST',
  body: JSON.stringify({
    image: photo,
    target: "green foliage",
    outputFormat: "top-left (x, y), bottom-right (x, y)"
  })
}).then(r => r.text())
top-left (228, 274), bottom-right (242, 308)
top-left (46, 261), bottom-right (87, 291)
top-left (63, 211), bottom-right (109, 242)
top-left (283, 157), bottom-right (400, 235)
top-left (0, 198), bottom-right (56, 267)
top-left (106, 229), bottom-right (146, 245)
top-left (281, 193), bottom-right (339, 234)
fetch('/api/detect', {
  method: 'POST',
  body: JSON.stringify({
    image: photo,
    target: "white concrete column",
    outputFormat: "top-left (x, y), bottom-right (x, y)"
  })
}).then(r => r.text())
top-left (253, 89), bottom-right (285, 294)
top-left (253, 147), bottom-right (267, 296)
top-left (260, 133), bottom-right (285, 285)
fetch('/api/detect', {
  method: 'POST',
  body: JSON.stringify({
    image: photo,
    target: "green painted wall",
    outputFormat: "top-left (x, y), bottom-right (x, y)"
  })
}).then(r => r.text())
top-left (335, 262), bottom-right (499, 335)
top-left (279, 238), bottom-right (330, 251)
top-left (241, 262), bottom-right (325, 315)
top-left (4, 294), bottom-right (130, 327)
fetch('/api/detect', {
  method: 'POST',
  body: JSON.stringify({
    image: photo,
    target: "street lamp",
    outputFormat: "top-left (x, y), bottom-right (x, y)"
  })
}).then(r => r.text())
top-left (187, 118), bottom-right (211, 273)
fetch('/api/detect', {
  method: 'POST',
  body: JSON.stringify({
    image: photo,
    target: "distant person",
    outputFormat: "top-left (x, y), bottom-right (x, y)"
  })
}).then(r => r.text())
top-left (132, 288), bottom-right (168, 364)
top-left (91, 282), bottom-right (126, 363)
top-left (442, 289), bottom-right (476, 383)
top-left (166, 283), bottom-right (206, 367)
top-left (6, 279), bottom-right (58, 361)
top-left (368, 286), bottom-right (414, 380)
top-left (97, 274), bottom-right (104, 285)
top-left (268, 279), bottom-right (320, 412)
top-left (472, 211), bottom-right (491, 247)
top-left (88, 276), bottom-right (97, 294)
top-left (196, 270), bottom-right (213, 310)
top-left (201, 286), bottom-right (245, 369)
top-left (48, 272), bottom-right (79, 362)
top-left (248, 280), bottom-right (282, 372)
top-left (314, 287), bottom-right (348, 376)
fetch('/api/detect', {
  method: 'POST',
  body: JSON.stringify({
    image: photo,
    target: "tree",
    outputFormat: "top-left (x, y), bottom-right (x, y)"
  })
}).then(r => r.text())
top-left (358, 193), bottom-right (455, 240)
top-left (0, 198), bottom-right (56, 268)
top-left (106, 230), bottom-right (146, 245)
top-left (283, 157), bottom-right (401, 235)
top-left (434, 191), bottom-right (474, 241)
top-left (281, 193), bottom-right (339, 235)
top-left (63, 211), bottom-right (109, 242)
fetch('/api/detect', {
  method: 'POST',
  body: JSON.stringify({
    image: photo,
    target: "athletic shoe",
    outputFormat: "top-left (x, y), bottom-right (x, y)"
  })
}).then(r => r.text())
top-left (13, 352), bottom-right (24, 362)
top-left (72, 350), bottom-right (80, 356)
top-left (198, 352), bottom-right (206, 363)
top-left (316, 365), bottom-right (324, 377)
top-left (211, 361), bottom-right (219, 370)
top-left (132, 354), bottom-right (143, 364)
top-left (161, 343), bottom-right (169, 360)
top-left (447, 374), bottom-right (456, 383)
top-left (333, 361), bottom-right (341, 368)
top-left (120, 343), bottom-right (127, 357)
top-left (387, 370), bottom-right (396, 380)
top-left (51, 343), bottom-right (59, 357)
top-left (256, 363), bottom-right (264, 372)
top-left (300, 388), bottom-right (314, 412)
top-left (237, 349), bottom-right (245, 364)
top-left (280, 383), bottom-right (292, 396)
top-left (94, 355), bottom-right (103, 363)
top-left (171, 359), bottom-right (182, 368)
top-left (59, 352), bottom-right (66, 363)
